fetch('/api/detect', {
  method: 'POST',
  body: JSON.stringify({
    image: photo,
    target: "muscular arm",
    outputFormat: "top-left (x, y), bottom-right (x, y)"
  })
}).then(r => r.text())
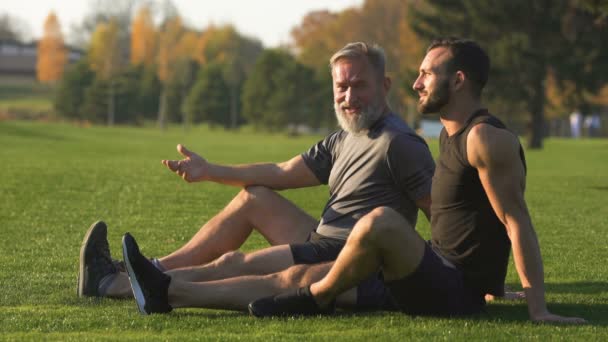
top-left (162, 144), bottom-right (321, 190)
top-left (468, 124), bottom-right (585, 324)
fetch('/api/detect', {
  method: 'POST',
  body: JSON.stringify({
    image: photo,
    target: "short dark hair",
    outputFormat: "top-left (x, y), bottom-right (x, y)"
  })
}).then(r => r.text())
top-left (427, 37), bottom-right (490, 96)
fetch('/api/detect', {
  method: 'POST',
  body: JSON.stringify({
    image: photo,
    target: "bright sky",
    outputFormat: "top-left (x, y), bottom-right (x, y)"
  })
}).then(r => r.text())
top-left (2, 0), bottom-right (364, 47)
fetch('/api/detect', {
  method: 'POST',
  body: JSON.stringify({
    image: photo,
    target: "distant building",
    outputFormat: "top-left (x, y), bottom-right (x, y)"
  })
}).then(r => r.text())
top-left (0, 39), bottom-right (84, 77)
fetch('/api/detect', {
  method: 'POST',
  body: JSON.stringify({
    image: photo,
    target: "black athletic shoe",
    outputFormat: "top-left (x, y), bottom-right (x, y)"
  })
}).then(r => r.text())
top-left (248, 286), bottom-right (335, 317)
top-left (122, 233), bottom-right (172, 315)
top-left (78, 221), bottom-right (118, 297)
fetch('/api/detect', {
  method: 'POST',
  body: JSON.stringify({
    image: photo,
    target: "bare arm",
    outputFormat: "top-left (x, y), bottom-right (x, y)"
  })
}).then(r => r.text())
top-left (162, 144), bottom-right (321, 190)
top-left (468, 124), bottom-right (585, 324)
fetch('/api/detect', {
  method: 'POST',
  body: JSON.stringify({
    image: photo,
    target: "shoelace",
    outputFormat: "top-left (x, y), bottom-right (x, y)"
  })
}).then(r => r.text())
top-left (94, 241), bottom-right (117, 276)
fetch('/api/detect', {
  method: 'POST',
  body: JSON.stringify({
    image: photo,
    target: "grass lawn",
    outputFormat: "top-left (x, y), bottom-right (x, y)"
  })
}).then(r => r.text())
top-left (0, 120), bottom-right (606, 340)
top-left (0, 77), bottom-right (54, 118)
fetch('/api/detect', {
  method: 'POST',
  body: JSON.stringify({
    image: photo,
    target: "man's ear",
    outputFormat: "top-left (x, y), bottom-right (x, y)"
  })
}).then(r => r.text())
top-left (383, 76), bottom-right (392, 93)
top-left (453, 71), bottom-right (466, 91)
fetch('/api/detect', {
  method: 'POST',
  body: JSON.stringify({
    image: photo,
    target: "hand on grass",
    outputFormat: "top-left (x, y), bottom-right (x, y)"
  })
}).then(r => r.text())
top-left (162, 144), bottom-right (208, 182)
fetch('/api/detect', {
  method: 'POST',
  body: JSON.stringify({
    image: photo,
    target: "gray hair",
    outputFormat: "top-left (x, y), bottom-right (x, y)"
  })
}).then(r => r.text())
top-left (329, 42), bottom-right (387, 79)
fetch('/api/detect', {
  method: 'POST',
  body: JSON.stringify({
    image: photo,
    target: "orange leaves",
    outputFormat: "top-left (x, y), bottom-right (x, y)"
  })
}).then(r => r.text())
top-left (36, 12), bottom-right (67, 83)
top-left (130, 6), bottom-right (157, 66)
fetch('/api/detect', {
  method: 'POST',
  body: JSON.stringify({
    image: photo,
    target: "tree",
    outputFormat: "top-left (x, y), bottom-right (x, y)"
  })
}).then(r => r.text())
top-left (156, 15), bottom-right (185, 129)
top-left (54, 58), bottom-right (95, 120)
top-left (242, 49), bottom-right (316, 131)
top-left (69, 0), bottom-right (136, 53)
top-left (80, 66), bottom-right (141, 124)
top-left (289, 1), bottom-right (424, 128)
top-left (88, 19), bottom-right (123, 125)
top-left (409, 0), bottom-right (608, 149)
top-left (0, 13), bottom-right (29, 42)
top-left (130, 5), bottom-right (157, 67)
top-left (136, 64), bottom-right (162, 120)
top-left (183, 63), bottom-right (230, 127)
top-left (36, 12), bottom-right (67, 83)
top-left (195, 25), bottom-right (264, 129)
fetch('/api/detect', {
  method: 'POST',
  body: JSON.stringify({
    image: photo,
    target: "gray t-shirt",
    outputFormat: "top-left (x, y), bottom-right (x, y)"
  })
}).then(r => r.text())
top-left (302, 113), bottom-right (435, 240)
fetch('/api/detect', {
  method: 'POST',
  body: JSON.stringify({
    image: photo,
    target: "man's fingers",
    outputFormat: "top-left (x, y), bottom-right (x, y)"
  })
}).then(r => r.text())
top-left (177, 144), bottom-right (192, 158)
top-left (162, 159), bottom-right (180, 172)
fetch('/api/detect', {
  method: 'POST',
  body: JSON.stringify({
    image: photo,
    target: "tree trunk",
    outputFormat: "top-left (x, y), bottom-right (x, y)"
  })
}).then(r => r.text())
top-left (107, 79), bottom-right (115, 126)
top-left (158, 86), bottom-right (167, 131)
top-left (181, 88), bottom-right (189, 133)
top-left (229, 84), bottom-right (238, 129)
top-left (526, 70), bottom-right (546, 149)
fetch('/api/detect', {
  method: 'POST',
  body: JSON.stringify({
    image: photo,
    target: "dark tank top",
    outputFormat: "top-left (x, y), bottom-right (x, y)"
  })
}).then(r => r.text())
top-left (430, 109), bottom-right (526, 296)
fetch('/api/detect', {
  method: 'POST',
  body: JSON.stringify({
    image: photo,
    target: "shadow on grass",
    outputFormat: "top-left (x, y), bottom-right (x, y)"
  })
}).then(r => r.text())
top-left (68, 300), bottom-right (607, 327)
top-left (545, 281), bottom-right (608, 295)
top-left (482, 302), bottom-right (607, 326)
top-left (67, 281), bottom-right (607, 325)
top-left (589, 186), bottom-right (608, 191)
top-left (0, 122), bottom-right (66, 141)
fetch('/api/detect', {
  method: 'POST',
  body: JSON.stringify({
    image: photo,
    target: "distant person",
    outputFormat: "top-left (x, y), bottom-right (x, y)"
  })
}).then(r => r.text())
top-left (570, 109), bottom-right (583, 138)
top-left (248, 37), bottom-right (586, 324)
top-left (79, 42), bottom-right (436, 312)
top-left (584, 113), bottom-right (601, 137)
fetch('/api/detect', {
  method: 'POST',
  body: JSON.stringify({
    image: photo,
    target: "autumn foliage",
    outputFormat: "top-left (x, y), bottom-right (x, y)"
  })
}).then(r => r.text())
top-left (36, 12), bottom-right (67, 83)
top-left (130, 6), bottom-right (157, 66)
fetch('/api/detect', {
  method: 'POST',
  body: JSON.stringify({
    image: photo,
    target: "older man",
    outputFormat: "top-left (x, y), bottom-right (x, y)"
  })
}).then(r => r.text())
top-left (80, 42), bottom-right (435, 313)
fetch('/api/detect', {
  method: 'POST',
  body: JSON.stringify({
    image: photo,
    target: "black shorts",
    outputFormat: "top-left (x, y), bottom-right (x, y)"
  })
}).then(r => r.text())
top-left (289, 232), bottom-right (396, 310)
top-left (385, 243), bottom-right (485, 316)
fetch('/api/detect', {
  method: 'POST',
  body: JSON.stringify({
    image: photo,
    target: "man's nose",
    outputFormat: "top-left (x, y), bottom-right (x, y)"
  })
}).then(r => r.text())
top-left (345, 87), bottom-right (355, 104)
top-left (412, 76), bottom-right (423, 91)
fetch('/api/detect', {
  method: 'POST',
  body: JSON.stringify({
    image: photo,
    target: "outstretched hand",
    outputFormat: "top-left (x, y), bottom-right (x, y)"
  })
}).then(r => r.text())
top-left (161, 144), bottom-right (208, 182)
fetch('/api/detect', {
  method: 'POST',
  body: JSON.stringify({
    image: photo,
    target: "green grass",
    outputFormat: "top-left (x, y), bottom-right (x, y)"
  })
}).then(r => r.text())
top-left (0, 77), bottom-right (54, 117)
top-left (0, 121), bottom-right (606, 340)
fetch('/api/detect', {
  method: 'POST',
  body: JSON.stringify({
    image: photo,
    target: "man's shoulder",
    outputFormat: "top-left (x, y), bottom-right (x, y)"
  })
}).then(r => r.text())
top-left (382, 112), bottom-right (416, 134)
top-left (467, 123), bottom-right (521, 168)
top-left (383, 114), bottom-right (428, 146)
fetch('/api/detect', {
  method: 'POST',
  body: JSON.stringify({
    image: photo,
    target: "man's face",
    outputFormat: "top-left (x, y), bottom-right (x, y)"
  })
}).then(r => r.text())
top-left (332, 57), bottom-right (387, 134)
top-left (412, 47), bottom-right (452, 115)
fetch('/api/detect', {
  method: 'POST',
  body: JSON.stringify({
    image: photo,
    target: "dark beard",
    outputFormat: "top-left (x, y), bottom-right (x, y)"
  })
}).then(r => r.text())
top-left (418, 78), bottom-right (450, 114)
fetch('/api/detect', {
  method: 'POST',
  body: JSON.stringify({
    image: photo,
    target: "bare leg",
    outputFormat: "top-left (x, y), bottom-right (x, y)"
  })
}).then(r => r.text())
top-left (159, 186), bottom-right (317, 269)
top-left (168, 263), bottom-right (356, 311)
top-left (105, 186), bottom-right (316, 298)
top-left (167, 245), bottom-right (295, 282)
top-left (309, 207), bottom-right (426, 307)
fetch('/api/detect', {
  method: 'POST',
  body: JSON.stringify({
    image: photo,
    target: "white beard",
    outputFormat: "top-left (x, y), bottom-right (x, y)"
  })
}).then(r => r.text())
top-left (334, 101), bottom-right (384, 134)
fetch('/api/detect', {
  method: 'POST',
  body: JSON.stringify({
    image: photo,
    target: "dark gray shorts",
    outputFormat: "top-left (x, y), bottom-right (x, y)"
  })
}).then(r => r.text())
top-left (289, 232), bottom-right (396, 310)
top-left (385, 243), bottom-right (485, 316)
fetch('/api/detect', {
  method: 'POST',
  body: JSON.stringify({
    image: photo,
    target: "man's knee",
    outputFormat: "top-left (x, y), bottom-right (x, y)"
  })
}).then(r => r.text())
top-left (213, 251), bottom-right (245, 268)
top-left (354, 206), bottom-right (411, 243)
top-left (277, 264), bottom-right (330, 288)
top-left (238, 185), bottom-right (274, 202)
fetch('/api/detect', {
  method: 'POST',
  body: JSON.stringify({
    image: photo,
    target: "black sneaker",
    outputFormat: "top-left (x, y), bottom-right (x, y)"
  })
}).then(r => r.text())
top-left (122, 233), bottom-right (172, 315)
top-left (248, 286), bottom-right (335, 317)
top-left (78, 221), bottom-right (118, 297)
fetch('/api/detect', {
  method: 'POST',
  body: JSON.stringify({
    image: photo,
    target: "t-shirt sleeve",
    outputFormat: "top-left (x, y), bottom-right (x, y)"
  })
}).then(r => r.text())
top-left (387, 134), bottom-right (436, 201)
top-left (300, 130), bottom-right (342, 184)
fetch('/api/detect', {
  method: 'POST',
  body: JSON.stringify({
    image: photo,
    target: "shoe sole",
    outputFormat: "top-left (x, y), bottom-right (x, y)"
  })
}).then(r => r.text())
top-left (248, 303), bottom-right (262, 317)
top-left (122, 235), bottom-right (148, 315)
top-left (77, 221), bottom-right (106, 297)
